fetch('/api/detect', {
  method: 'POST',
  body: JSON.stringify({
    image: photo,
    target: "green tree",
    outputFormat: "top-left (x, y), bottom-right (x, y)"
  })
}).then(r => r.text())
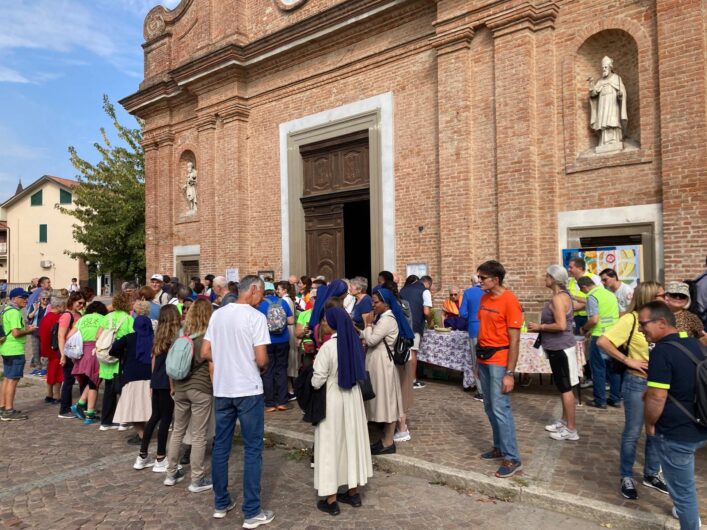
top-left (61, 95), bottom-right (145, 280)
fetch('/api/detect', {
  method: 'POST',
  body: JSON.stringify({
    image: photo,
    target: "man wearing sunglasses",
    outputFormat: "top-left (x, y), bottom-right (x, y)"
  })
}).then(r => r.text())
top-left (643, 301), bottom-right (707, 529)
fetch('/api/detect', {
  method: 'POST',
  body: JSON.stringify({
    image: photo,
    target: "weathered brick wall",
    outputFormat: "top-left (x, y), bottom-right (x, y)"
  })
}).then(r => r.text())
top-left (127, 0), bottom-right (707, 312)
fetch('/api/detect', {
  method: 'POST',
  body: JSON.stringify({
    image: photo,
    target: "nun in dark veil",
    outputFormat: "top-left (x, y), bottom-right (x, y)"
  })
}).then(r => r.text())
top-left (311, 307), bottom-right (373, 516)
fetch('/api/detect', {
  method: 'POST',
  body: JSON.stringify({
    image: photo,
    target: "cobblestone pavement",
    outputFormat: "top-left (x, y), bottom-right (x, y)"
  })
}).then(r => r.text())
top-left (0, 380), bottom-right (603, 529)
top-left (265, 376), bottom-right (707, 521)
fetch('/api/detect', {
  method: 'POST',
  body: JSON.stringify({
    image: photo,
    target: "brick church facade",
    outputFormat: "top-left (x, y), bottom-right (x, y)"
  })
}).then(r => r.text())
top-left (121, 0), bottom-right (706, 308)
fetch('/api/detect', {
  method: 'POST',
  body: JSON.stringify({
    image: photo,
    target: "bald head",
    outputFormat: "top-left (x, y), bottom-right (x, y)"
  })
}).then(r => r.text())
top-left (212, 275), bottom-right (228, 295)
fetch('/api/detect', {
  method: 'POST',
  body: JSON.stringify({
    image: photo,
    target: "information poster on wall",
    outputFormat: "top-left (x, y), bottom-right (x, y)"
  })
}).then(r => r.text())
top-left (226, 268), bottom-right (239, 283)
top-left (562, 245), bottom-right (642, 287)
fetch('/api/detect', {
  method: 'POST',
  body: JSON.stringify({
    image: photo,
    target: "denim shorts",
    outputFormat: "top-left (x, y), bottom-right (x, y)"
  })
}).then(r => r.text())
top-left (2, 354), bottom-right (26, 379)
top-left (2, 355), bottom-right (26, 380)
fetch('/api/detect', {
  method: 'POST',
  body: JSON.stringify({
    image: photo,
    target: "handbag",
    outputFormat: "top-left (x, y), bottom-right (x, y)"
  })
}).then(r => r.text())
top-left (611, 313), bottom-right (636, 375)
top-left (358, 371), bottom-right (375, 401)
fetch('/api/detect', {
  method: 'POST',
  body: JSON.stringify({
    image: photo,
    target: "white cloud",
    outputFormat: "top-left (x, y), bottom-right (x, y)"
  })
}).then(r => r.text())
top-left (0, 127), bottom-right (47, 161)
top-left (119, 0), bottom-right (182, 15)
top-left (0, 66), bottom-right (30, 84)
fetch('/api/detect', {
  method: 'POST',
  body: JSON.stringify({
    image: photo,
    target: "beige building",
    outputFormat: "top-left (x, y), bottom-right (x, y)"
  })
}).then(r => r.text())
top-left (0, 175), bottom-right (86, 287)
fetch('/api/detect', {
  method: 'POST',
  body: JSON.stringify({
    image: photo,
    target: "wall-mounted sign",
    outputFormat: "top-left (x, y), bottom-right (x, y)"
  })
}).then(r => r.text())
top-left (406, 263), bottom-right (428, 279)
top-left (274, 0), bottom-right (308, 11)
top-left (562, 245), bottom-right (642, 287)
top-left (226, 268), bottom-right (239, 283)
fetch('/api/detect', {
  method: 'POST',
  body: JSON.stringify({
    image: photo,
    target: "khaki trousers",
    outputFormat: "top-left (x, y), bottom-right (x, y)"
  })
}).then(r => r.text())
top-left (166, 388), bottom-right (213, 481)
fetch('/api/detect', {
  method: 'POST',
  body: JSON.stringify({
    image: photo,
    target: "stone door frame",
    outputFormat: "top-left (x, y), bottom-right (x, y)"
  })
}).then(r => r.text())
top-left (279, 92), bottom-right (395, 278)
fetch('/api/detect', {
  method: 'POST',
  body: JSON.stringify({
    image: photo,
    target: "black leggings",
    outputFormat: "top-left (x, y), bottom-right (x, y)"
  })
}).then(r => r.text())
top-left (140, 389), bottom-right (174, 456)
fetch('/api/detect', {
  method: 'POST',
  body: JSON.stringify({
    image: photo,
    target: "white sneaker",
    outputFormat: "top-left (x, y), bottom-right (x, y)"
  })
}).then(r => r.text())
top-left (544, 419), bottom-right (566, 433)
top-left (672, 505), bottom-right (702, 526)
top-left (242, 510), bottom-right (275, 529)
top-left (549, 427), bottom-right (580, 441)
top-left (99, 423), bottom-right (119, 431)
top-left (393, 430), bottom-right (411, 442)
top-left (133, 455), bottom-right (155, 470)
top-left (118, 423), bottom-right (131, 431)
top-left (152, 458), bottom-right (168, 473)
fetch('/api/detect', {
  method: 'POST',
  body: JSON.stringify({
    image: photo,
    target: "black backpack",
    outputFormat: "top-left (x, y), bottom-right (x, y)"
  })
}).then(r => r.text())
top-left (50, 312), bottom-right (75, 351)
top-left (665, 341), bottom-right (707, 427)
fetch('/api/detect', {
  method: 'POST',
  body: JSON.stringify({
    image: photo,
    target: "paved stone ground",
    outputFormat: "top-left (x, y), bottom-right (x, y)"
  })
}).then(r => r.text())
top-left (265, 376), bottom-right (707, 521)
top-left (0, 380), bottom-right (603, 529)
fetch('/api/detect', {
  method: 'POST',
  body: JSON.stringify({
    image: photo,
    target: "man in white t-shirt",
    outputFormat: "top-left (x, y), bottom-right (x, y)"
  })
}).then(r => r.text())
top-left (599, 268), bottom-right (634, 314)
top-left (201, 275), bottom-right (275, 528)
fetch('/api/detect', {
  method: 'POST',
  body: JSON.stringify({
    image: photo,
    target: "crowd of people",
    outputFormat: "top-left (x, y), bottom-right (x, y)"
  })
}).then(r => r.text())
top-left (0, 260), bottom-right (705, 529)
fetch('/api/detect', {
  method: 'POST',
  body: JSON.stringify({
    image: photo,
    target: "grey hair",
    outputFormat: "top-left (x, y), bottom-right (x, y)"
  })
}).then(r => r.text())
top-left (50, 295), bottom-right (67, 308)
top-left (351, 276), bottom-right (368, 292)
top-left (212, 275), bottom-right (227, 289)
top-left (240, 275), bottom-right (263, 294)
top-left (546, 264), bottom-right (568, 287)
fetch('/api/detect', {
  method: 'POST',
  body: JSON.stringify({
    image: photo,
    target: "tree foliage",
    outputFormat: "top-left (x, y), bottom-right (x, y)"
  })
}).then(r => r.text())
top-left (61, 95), bottom-right (145, 280)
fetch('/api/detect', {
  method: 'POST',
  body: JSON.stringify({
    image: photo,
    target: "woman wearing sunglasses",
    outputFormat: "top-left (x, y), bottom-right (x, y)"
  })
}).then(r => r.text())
top-left (663, 281), bottom-right (707, 345)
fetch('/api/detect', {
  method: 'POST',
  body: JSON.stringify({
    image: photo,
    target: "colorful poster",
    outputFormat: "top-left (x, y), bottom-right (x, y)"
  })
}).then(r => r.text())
top-left (562, 245), bottom-right (642, 287)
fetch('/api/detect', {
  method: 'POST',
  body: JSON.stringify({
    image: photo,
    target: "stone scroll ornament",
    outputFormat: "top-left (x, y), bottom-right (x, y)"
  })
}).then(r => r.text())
top-left (588, 56), bottom-right (628, 153)
top-left (182, 161), bottom-right (197, 212)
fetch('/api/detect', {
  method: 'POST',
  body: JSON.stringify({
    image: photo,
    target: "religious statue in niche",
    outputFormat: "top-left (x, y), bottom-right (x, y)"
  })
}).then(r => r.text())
top-left (588, 56), bottom-right (628, 153)
top-left (182, 161), bottom-right (197, 212)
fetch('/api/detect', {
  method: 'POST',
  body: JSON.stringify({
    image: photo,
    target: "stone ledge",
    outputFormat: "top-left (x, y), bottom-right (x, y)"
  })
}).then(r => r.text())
top-left (265, 425), bottom-right (679, 530)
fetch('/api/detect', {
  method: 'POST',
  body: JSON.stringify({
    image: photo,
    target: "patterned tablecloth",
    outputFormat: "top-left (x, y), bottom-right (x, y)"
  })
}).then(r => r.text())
top-left (418, 331), bottom-right (586, 384)
top-left (516, 333), bottom-right (586, 374)
top-left (418, 330), bottom-right (475, 388)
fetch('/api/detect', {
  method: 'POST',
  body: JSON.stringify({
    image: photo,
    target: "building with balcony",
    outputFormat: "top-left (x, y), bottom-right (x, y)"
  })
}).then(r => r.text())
top-left (0, 175), bottom-right (86, 288)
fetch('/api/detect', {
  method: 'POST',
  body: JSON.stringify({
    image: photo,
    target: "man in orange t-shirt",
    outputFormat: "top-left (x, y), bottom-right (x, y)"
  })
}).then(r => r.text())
top-left (476, 260), bottom-right (523, 478)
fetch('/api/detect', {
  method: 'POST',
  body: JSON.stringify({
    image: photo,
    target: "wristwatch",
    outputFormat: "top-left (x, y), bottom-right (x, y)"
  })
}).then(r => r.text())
top-left (505, 370), bottom-right (514, 377)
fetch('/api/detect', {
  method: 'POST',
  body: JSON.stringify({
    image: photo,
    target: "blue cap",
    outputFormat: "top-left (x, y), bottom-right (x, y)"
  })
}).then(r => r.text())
top-left (9, 287), bottom-right (30, 299)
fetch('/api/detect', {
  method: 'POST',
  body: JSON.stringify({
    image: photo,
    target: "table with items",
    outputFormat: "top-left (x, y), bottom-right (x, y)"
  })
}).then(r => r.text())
top-left (417, 330), bottom-right (475, 389)
top-left (515, 333), bottom-right (586, 374)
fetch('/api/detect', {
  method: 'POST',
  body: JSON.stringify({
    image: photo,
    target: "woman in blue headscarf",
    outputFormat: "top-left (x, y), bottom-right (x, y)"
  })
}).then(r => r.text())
top-left (311, 307), bottom-right (373, 516)
top-left (362, 288), bottom-right (406, 455)
top-left (308, 279), bottom-right (348, 330)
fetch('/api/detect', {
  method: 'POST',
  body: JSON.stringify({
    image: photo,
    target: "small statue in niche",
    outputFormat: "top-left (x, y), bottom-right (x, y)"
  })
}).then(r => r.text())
top-left (588, 56), bottom-right (628, 153)
top-left (182, 161), bottom-right (197, 212)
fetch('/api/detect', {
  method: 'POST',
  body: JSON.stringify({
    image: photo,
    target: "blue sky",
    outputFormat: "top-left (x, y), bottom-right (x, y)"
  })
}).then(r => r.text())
top-left (0, 0), bottom-right (180, 203)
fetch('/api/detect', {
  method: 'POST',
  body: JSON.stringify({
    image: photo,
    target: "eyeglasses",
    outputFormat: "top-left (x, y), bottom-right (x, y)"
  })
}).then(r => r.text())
top-left (638, 319), bottom-right (657, 328)
top-left (666, 293), bottom-right (688, 300)
top-left (477, 275), bottom-right (493, 281)
top-left (450, 293), bottom-right (459, 297)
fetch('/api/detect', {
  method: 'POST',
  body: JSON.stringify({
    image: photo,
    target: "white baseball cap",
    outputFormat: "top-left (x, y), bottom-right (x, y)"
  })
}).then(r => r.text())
top-left (150, 274), bottom-right (164, 282)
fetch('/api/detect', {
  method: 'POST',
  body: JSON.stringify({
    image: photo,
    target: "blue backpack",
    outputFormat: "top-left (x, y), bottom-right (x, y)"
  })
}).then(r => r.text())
top-left (166, 333), bottom-right (198, 380)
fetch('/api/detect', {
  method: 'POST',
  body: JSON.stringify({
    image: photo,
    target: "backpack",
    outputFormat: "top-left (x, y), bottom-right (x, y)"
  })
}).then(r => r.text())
top-left (0, 307), bottom-right (15, 344)
top-left (50, 312), bottom-right (75, 351)
top-left (166, 333), bottom-right (198, 380)
top-left (0, 306), bottom-right (18, 345)
top-left (95, 314), bottom-right (129, 364)
top-left (665, 341), bottom-right (707, 427)
top-left (265, 298), bottom-right (288, 335)
top-left (382, 315), bottom-right (414, 366)
top-left (63, 328), bottom-right (84, 360)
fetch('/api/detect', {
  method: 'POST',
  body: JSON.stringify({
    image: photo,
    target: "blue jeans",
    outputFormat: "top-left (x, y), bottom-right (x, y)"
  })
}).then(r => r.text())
top-left (212, 394), bottom-right (265, 518)
top-left (478, 363), bottom-right (520, 462)
top-left (659, 435), bottom-right (707, 530)
top-left (619, 374), bottom-right (660, 478)
top-left (262, 342), bottom-right (289, 407)
top-left (589, 336), bottom-right (622, 405)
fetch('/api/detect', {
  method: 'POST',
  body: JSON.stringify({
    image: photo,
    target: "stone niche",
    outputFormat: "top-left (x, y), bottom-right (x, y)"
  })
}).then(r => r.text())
top-left (575, 29), bottom-right (640, 157)
top-left (178, 150), bottom-right (197, 222)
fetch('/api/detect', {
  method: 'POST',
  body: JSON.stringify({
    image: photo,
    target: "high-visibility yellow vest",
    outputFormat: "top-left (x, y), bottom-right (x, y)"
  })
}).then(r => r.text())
top-left (567, 272), bottom-right (599, 317)
top-left (587, 285), bottom-right (620, 336)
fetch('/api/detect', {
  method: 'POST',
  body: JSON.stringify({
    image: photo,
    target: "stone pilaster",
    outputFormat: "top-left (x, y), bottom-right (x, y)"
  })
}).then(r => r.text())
top-left (431, 26), bottom-right (474, 292)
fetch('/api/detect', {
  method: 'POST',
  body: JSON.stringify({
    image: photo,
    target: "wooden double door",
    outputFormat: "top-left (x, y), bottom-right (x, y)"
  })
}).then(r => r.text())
top-left (300, 131), bottom-right (370, 281)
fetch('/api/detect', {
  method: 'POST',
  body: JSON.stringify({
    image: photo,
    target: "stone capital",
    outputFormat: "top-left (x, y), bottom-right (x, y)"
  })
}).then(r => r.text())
top-left (219, 103), bottom-right (250, 124)
top-left (486, 1), bottom-right (559, 38)
top-left (196, 114), bottom-right (218, 132)
top-left (430, 27), bottom-right (475, 57)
